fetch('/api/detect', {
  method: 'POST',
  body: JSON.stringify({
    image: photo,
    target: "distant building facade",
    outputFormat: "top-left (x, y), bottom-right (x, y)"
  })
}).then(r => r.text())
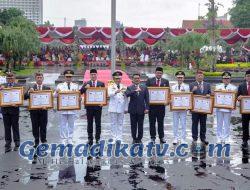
top-left (0, 0), bottom-right (43, 25)
top-left (74, 18), bottom-right (87, 27)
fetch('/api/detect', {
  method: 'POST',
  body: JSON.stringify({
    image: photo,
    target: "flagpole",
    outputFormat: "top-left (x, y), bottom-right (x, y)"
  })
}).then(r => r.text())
top-left (111, 0), bottom-right (116, 75)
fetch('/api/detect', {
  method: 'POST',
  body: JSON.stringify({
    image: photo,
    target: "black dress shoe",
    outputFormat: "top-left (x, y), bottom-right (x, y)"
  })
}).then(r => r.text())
top-left (96, 139), bottom-right (100, 144)
top-left (13, 146), bottom-right (19, 151)
top-left (160, 138), bottom-right (166, 144)
top-left (132, 139), bottom-right (136, 144)
top-left (5, 147), bottom-right (12, 153)
top-left (201, 140), bottom-right (209, 146)
top-left (242, 141), bottom-right (248, 148)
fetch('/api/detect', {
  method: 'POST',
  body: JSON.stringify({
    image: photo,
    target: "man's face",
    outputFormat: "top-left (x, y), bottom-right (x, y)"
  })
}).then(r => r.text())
top-left (222, 78), bottom-right (231, 85)
top-left (133, 75), bottom-right (140, 84)
top-left (196, 73), bottom-right (204, 82)
top-left (245, 74), bottom-right (250, 82)
top-left (90, 73), bottom-right (97, 81)
top-left (114, 77), bottom-right (121, 84)
top-left (65, 76), bottom-right (72, 83)
top-left (6, 77), bottom-right (15, 84)
top-left (155, 71), bottom-right (163, 79)
top-left (177, 76), bottom-right (184, 84)
top-left (35, 75), bottom-right (44, 85)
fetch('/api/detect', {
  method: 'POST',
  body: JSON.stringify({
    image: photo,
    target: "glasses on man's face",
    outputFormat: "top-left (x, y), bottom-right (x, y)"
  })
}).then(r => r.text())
top-left (66, 76), bottom-right (72, 78)
top-left (133, 77), bottom-right (140, 80)
top-left (177, 77), bottom-right (184, 79)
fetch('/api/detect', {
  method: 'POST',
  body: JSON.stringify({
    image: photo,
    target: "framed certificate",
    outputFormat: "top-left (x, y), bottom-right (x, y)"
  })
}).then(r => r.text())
top-left (214, 90), bottom-right (236, 109)
top-left (240, 96), bottom-right (250, 114)
top-left (57, 91), bottom-right (81, 111)
top-left (148, 87), bottom-right (170, 105)
top-left (170, 92), bottom-right (192, 110)
top-left (29, 90), bottom-right (53, 110)
top-left (0, 87), bottom-right (24, 106)
top-left (192, 95), bottom-right (214, 114)
top-left (84, 87), bottom-right (107, 106)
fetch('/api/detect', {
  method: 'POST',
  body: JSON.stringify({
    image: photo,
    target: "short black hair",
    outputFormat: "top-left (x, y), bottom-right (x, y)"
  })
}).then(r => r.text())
top-left (133, 73), bottom-right (140, 77)
top-left (90, 69), bottom-right (97, 74)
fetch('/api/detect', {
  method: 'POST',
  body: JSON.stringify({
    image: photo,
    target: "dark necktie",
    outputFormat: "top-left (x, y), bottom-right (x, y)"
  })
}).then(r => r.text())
top-left (38, 85), bottom-right (41, 90)
top-left (117, 84), bottom-right (120, 89)
top-left (8, 83), bottom-right (13, 87)
top-left (156, 79), bottom-right (160, 87)
top-left (248, 83), bottom-right (250, 95)
top-left (198, 82), bottom-right (203, 93)
top-left (92, 81), bottom-right (96, 87)
top-left (224, 84), bottom-right (227, 90)
top-left (67, 83), bottom-right (70, 90)
top-left (178, 84), bottom-right (181, 90)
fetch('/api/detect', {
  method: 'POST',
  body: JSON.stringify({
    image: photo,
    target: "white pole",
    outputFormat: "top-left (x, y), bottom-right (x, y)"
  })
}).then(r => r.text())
top-left (111, 0), bottom-right (116, 75)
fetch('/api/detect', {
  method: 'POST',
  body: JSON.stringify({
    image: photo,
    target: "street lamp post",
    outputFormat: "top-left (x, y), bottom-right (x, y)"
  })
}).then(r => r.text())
top-left (111, 0), bottom-right (116, 75)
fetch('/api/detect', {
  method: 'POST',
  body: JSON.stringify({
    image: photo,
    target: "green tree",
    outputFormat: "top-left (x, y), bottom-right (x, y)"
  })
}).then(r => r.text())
top-left (168, 33), bottom-right (209, 69)
top-left (230, 0), bottom-right (250, 28)
top-left (0, 16), bottom-right (40, 70)
top-left (0, 8), bottom-right (24, 26)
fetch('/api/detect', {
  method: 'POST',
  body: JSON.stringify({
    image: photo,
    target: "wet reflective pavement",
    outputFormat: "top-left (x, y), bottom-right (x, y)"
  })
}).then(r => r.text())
top-left (0, 66), bottom-right (249, 190)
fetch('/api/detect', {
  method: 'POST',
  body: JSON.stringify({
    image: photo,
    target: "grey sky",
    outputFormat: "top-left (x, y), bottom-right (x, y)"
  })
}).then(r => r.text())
top-left (43, 0), bottom-right (233, 27)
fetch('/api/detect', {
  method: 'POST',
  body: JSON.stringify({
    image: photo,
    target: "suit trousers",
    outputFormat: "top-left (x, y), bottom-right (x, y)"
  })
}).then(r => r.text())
top-left (149, 107), bottom-right (165, 139)
top-left (242, 114), bottom-right (250, 142)
top-left (30, 110), bottom-right (48, 145)
top-left (86, 109), bottom-right (102, 141)
top-left (191, 113), bottom-right (207, 141)
top-left (172, 111), bottom-right (187, 140)
top-left (59, 114), bottom-right (75, 140)
top-left (130, 113), bottom-right (145, 141)
top-left (3, 113), bottom-right (20, 147)
top-left (109, 112), bottom-right (124, 140)
top-left (216, 111), bottom-right (231, 140)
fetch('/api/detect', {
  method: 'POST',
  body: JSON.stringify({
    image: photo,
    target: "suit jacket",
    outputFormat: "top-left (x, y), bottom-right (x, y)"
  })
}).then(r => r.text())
top-left (24, 84), bottom-right (51, 113)
top-left (146, 77), bottom-right (170, 109)
top-left (189, 81), bottom-right (211, 95)
top-left (24, 83), bottom-right (51, 99)
top-left (1, 83), bottom-right (22, 115)
top-left (237, 81), bottom-right (248, 97)
top-left (80, 80), bottom-right (105, 110)
top-left (125, 84), bottom-right (149, 115)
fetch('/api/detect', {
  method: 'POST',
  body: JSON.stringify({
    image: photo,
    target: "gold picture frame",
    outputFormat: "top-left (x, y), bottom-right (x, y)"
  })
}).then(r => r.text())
top-left (214, 90), bottom-right (236, 109)
top-left (29, 90), bottom-right (54, 110)
top-left (0, 87), bottom-right (24, 106)
top-left (57, 91), bottom-right (81, 111)
top-left (192, 95), bottom-right (214, 114)
top-left (84, 87), bottom-right (107, 106)
top-left (148, 87), bottom-right (170, 105)
top-left (240, 96), bottom-right (250, 114)
top-left (170, 92), bottom-right (193, 111)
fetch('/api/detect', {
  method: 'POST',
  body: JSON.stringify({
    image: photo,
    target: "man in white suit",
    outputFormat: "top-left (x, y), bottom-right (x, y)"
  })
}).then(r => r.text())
top-left (215, 71), bottom-right (237, 144)
top-left (54, 70), bottom-right (79, 144)
top-left (108, 71), bottom-right (128, 141)
top-left (171, 71), bottom-right (190, 145)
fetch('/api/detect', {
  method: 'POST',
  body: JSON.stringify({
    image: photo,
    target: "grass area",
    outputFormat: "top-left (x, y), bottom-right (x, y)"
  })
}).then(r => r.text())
top-left (216, 62), bottom-right (250, 69)
top-left (0, 66), bottom-right (44, 77)
top-left (164, 65), bottom-right (245, 77)
top-left (163, 65), bottom-right (194, 77)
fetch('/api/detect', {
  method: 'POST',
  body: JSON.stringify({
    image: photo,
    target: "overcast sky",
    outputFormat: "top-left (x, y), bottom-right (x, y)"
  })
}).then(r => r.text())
top-left (43, 0), bottom-right (233, 27)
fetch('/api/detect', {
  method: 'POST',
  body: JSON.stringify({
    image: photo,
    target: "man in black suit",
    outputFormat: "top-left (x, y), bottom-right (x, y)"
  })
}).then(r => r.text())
top-left (24, 72), bottom-right (51, 147)
top-left (125, 73), bottom-right (149, 144)
top-left (80, 69), bottom-right (105, 145)
top-left (189, 70), bottom-right (211, 145)
top-left (237, 69), bottom-right (250, 148)
top-left (146, 67), bottom-right (169, 144)
top-left (0, 72), bottom-right (21, 153)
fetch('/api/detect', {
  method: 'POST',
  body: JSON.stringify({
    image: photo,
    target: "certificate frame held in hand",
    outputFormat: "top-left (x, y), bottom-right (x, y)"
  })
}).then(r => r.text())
top-left (0, 87), bottom-right (24, 106)
top-left (57, 91), bottom-right (81, 111)
top-left (192, 95), bottom-right (214, 114)
top-left (214, 90), bottom-right (236, 109)
top-left (84, 87), bottom-right (107, 106)
top-left (29, 90), bottom-right (54, 110)
top-left (148, 87), bottom-right (170, 105)
top-left (240, 96), bottom-right (250, 114)
top-left (170, 92), bottom-right (193, 111)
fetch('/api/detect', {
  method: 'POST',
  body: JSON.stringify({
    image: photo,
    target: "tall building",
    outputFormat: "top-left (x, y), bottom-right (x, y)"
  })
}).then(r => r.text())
top-left (0, 0), bottom-right (43, 25)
